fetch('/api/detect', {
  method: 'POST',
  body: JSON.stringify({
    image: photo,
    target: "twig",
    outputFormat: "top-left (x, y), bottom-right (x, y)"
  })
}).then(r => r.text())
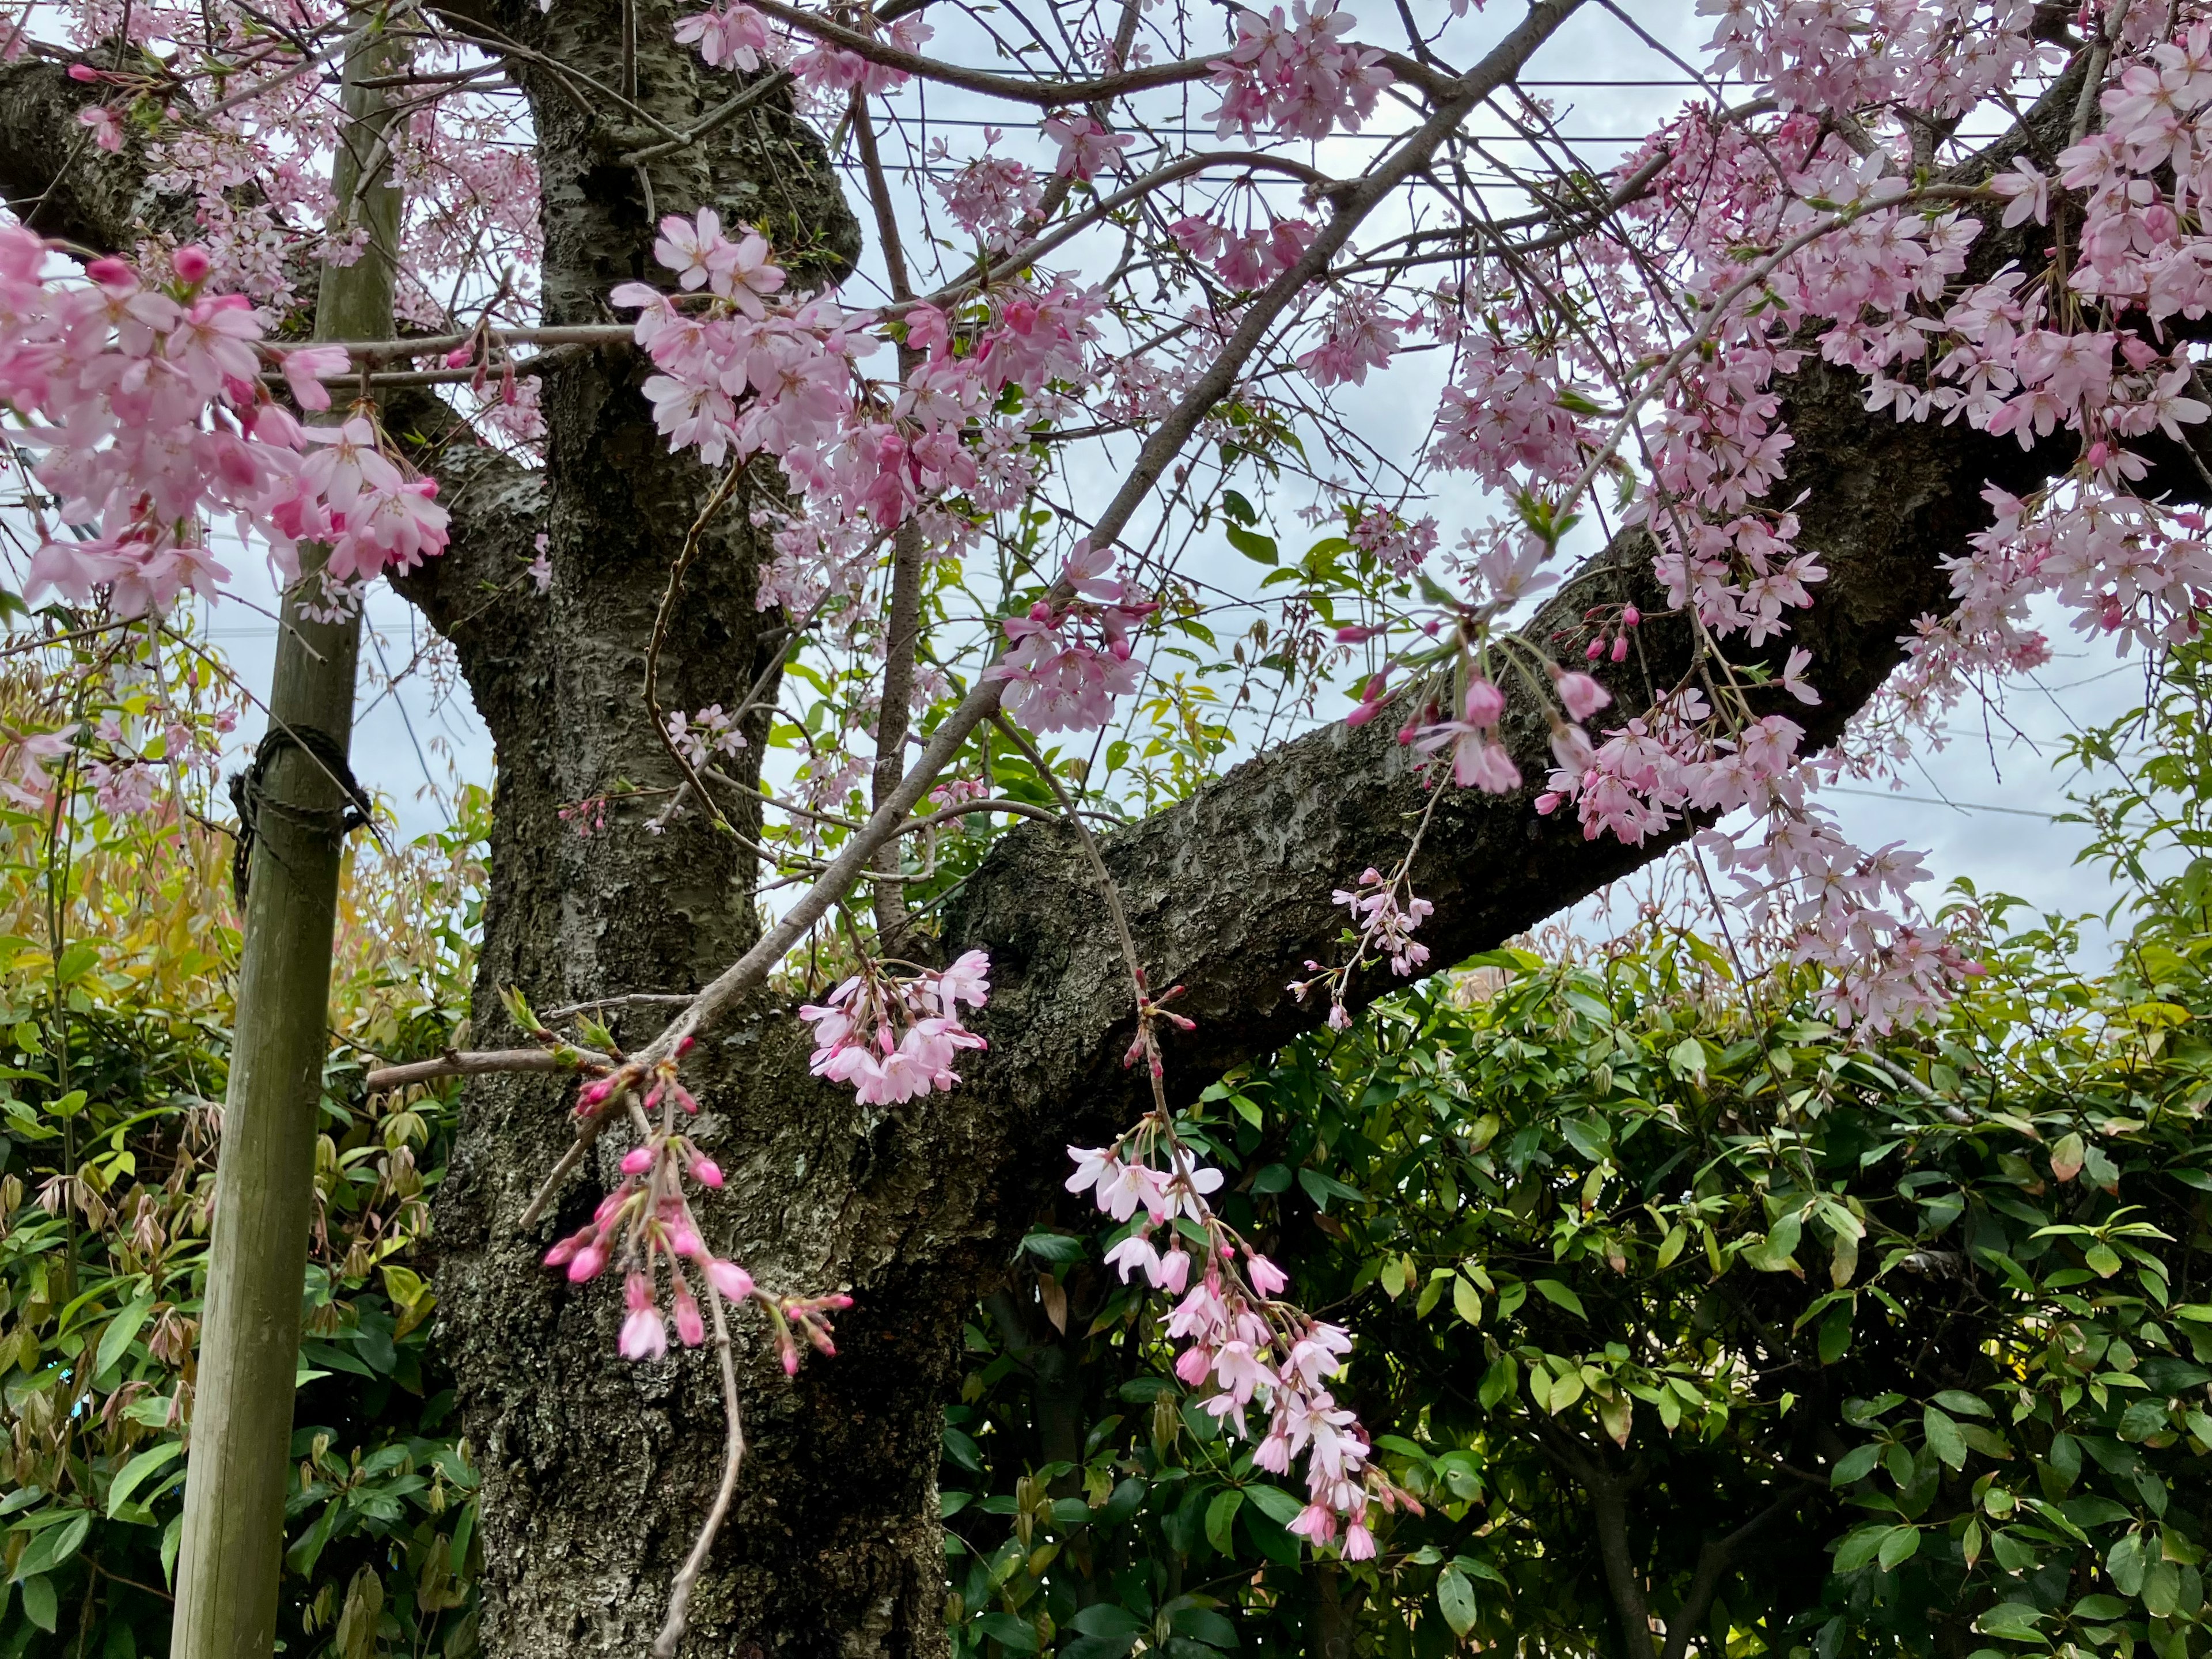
top-left (644, 467), bottom-right (749, 839)
top-left (621, 70), bottom-right (797, 166)
top-left (541, 992), bottom-right (695, 1021)
top-left (651, 1277), bottom-right (747, 1658)
top-left (362, 1045), bottom-right (609, 1092)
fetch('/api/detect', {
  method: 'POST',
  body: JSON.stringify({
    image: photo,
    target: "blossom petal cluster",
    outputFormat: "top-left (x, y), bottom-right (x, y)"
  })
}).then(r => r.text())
top-left (0, 230), bottom-right (449, 616)
top-left (798, 949), bottom-right (991, 1105)
top-left (986, 540), bottom-right (1159, 734)
top-left (1205, 0), bottom-right (1391, 142)
top-left (1066, 1133), bottom-right (1410, 1558)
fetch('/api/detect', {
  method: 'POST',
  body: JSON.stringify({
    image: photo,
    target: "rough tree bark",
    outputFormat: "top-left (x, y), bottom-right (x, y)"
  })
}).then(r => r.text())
top-left (3, 15), bottom-right (2202, 1659)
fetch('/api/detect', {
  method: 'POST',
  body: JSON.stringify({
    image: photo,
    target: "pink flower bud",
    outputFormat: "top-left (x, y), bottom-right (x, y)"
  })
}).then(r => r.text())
top-left (1154, 1249), bottom-right (1191, 1294)
top-left (668, 1223), bottom-right (704, 1259)
top-left (1553, 671), bottom-right (1611, 721)
top-left (543, 1234), bottom-right (581, 1267)
top-left (691, 1155), bottom-right (724, 1188)
top-left (67, 62), bottom-right (99, 81)
top-left (707, 1258), bottom-right (754, 1301)
top-left (1610, 634), bottom-right (1630, 663)
top-left (621, 1145), bottom-right (653, 1175)
top-left (444, 347), bottom-right (473, 368)
top-left (172, 245), bottom-right (212, 284)
top-left (673, 1287), bottom-right (706, 1347)
top-left (567, 1241), bottom-right (609, 1282)
top-left (1334, 624), bottom-right (1383, 643)
top-left (1621, 605), bottom-right (1640, 627)
top-left (86, 256), bottom-right (132, 287)
top-left (1585, 636), bottom-right (1605, 661)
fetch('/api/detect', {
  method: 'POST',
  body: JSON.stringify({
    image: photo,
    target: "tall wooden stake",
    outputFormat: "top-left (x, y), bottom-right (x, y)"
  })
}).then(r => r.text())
top-left (169, 18), bottom-right (403, 1657)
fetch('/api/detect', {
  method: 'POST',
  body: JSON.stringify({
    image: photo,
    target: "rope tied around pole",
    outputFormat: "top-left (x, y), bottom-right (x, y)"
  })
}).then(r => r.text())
top-left (226, 725), bottom-right (373, 903)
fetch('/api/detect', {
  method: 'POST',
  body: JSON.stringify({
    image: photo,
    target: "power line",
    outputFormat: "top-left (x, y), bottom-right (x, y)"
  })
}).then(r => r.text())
top-left (1823, 786), bottom-right (2059, 821)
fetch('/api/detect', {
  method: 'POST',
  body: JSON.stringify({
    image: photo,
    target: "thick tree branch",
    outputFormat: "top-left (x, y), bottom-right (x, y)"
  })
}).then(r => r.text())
top-left (0, 52), bottom-right (198, 252)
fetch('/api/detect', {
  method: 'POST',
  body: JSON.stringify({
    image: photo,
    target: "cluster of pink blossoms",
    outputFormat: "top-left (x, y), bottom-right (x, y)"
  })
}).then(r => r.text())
top-left (1330, 866), bottom-right (1433, 978)
top-left (1297, 291), bottom-right (1402, 388)
top-left (797, 949), bottom-right (991, 1106)
top-left (1043, 113), bottom-right (1135, 181)
top-left (1287, 863), bottom-right (1435, 1029)
top-left (1430, 334), bottom-right (1605, 495)
top-left (674, 0), bottom-right (775, 71)
top-left (1169, 211), bottom-right (1317, 291)
top-left (616, 211), bottom-right (1112, 616)
top-left (0, 228), bottom-right (448, 616)
top-left (933, 139), bottom-right (1046, 254)
top-left (987, 540), bottom-right (1159, 733)
top-left (1204, 0), bottom-right (1392, 142)
top-left (1065, 1132), bottom-right (1411, 1558)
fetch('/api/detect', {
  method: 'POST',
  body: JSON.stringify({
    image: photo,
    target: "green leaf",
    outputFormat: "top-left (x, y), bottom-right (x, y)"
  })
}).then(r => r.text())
top-left (2111, 1531), bottom-right (2147, 1596)
top-left (1018, 1232), bottom-right (1086, 1264)
top-left (1224, 525), bottom-right (1278, 566)
top-left (1834, 1527), bottom-right (1889, 1573)
top-left (1531, 1279), bottom-right (1586, 1319)
top-left (2144, 1559), bottom-right (2182, 1618)
top-left (942, 1426), bottom-right (985, 1474)
top-left (1974, 1601), bottom-right (2048, 1640)
top-left (14, 1510), bottom-right (89, 1580)
top-left (18, 1574), bottom-right (55, 1633)
top-left (1934, 1390), bottom-right (1993, 1419)
top-left (1831, 1445), bottom-right (1881, 1486)
top-left (1296, 1166), bottom-right (1361, 1213)
top-left (1243, 1485), bottom-right (1304, 1526)
top-left (1743, 1211), bottom-right (1804, 1274)
top-left (1925, 1406), bottom-right (1968, 1472)
top-left (974, 1612), bottom-right (1040, 1653)
top-left (107, 1440), bottom-right (184, 1517)
top-left (96, 1297), bottom-right (154, 1380)
top-left (1205, 1489), bottom-right (1244, 1556)
top-left (1436, 1566), bottom-right (1479, 1638)
top-left (1877, 1525), bottom-right (1921, 1571)
top-left (1071, 1605), bottom-right (1145, 1642)
top-left (1452, 1275), bottom-right (1483, 1327)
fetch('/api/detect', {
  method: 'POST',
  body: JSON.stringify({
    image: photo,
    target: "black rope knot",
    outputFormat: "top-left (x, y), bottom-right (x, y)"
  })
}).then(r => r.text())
top-left (227, 725), bottom-right (373, 903)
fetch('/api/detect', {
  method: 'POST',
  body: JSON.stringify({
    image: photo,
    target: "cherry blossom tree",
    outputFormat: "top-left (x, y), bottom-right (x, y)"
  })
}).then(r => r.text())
top-left (2, 0), bottom-right (2209, 1652)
